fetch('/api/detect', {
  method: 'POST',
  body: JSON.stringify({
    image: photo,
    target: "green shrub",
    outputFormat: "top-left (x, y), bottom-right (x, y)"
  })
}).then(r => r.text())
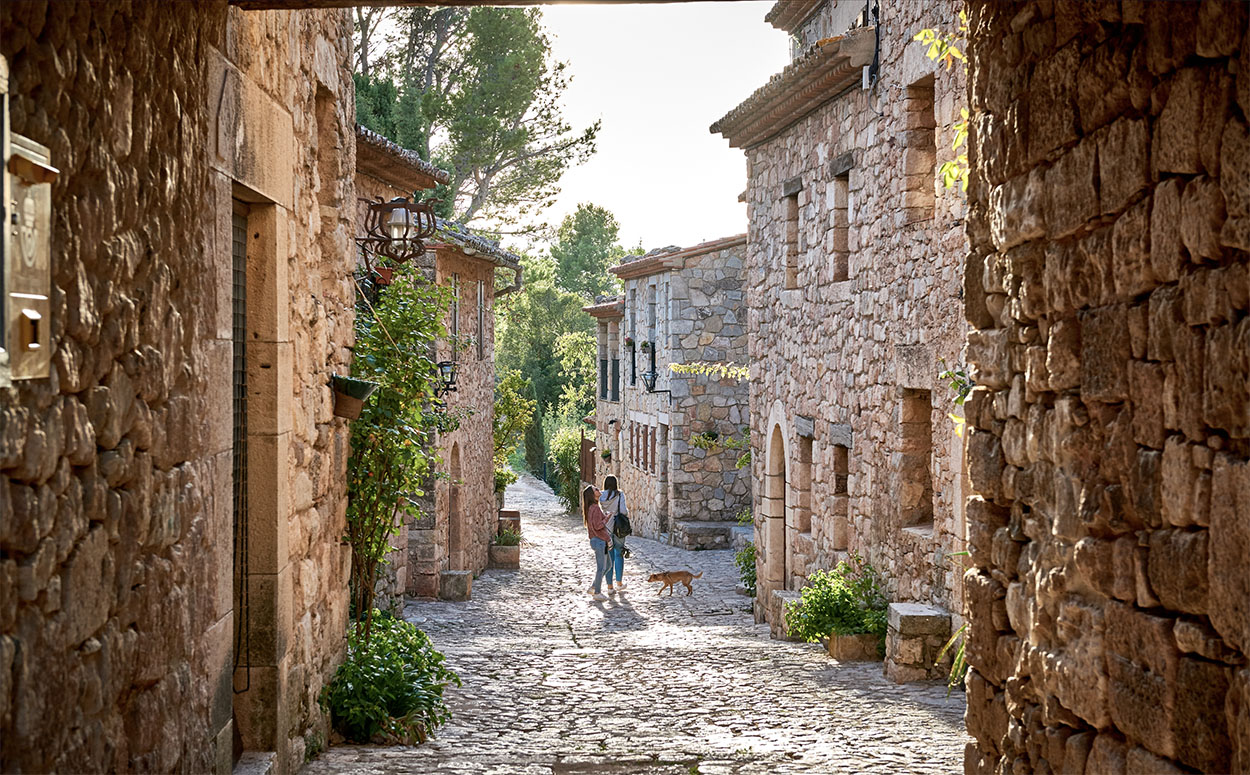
top-left (547, 423), bottom-right (583, 513)
top-left (320, 613), bottom-right (460, 744)
top-left (734, 541), bottom-right (757, 597)
top-left (494, 465), bottom-right (519, 494)
top-left (784, 554), bottom-right (888, 644)
top-left (493, 527), bottom-right (522, 546)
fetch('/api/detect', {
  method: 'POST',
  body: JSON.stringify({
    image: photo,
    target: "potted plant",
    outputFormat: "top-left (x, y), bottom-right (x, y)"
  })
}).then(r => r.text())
top-left (331, 374), bottom-right (380, 420)
top-left (488, 527), bottom-right (521, 569)
top-left (624, 336), bottom-right (635, 349)
top-left (600, 448), bottom-right (612, 460)
top-left (638, 341), bottom-right (651, 352)
top-left (784, 555), bottom-right (888, 662)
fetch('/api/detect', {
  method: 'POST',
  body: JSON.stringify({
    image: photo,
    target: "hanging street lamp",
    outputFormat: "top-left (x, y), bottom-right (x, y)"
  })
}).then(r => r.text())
top-left (356, 194), bottom-right (438, 275)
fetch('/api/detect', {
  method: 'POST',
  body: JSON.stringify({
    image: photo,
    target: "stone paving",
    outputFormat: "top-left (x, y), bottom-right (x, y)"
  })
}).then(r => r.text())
top-left (303, 474), bottom-right (967, 774)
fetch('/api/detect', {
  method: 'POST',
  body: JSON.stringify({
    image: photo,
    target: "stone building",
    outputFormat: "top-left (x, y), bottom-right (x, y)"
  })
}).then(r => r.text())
top-left (584, 236), bottom-right (752, 548)
top-left (713, 0), bottom-right (969, 674)
top-left (959, 2), bottom-right (1250, 773)
top-left (352, 129), bottom-right (522, 602)
top-left (1, 3), bottom-right (358, 773)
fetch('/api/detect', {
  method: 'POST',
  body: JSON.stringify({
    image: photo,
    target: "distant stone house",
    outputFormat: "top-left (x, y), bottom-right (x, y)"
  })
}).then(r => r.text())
top-left (584, 236), bottom-right (752, 549)
top-left (713, 0), bottom-right (969, 677)
top-left (1, 3), bottom-right (360, 773)
top-left (352, 128), bottom-right (522, 600)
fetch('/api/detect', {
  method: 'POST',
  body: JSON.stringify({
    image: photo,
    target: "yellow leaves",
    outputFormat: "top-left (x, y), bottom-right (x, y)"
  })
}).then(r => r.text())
top-left (948, 413), bottom-right (966, 438)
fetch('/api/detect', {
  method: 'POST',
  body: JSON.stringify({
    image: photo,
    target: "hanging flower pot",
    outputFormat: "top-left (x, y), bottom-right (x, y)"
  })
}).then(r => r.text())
top-left (374, 266), bottom-right (395, 285)
top-left (331, 374), bottom-right (380, 420)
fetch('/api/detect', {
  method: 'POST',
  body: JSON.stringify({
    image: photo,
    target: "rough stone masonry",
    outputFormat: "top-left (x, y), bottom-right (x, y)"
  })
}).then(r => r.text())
top-left (962, 1), bottom-right (1250, 773)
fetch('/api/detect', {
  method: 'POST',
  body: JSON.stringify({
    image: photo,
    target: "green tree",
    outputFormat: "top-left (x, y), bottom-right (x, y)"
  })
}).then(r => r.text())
top-left (353, 9), bottom-right (598, 231)
top-left (347, 269), bottom-right (458, 637)
top-left (494, 256), bottom-right (594, 416)
top-left (554, 331), bottom-right (596, 420)
top-left (550, 203), bottom-right (626, 300)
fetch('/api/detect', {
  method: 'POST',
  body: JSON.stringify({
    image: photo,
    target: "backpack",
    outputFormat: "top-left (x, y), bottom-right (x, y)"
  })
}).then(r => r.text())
top-left (603, 492), bottom-right (631, 538)
top-left (612, 513), bottom-right (632, 539)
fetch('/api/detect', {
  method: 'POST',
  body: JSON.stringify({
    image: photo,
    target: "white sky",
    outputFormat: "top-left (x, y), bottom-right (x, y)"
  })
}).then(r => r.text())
top-left (538, 3), bottom-right (790, 252)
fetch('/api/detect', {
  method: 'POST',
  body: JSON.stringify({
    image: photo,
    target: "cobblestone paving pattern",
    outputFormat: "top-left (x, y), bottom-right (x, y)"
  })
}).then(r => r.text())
top-left (304, 474), bottom-right (967, 774)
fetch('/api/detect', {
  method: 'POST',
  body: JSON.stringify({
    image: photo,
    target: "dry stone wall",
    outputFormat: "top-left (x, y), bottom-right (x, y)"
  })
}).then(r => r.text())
top-left (961, 2), bottom-right (1250, 773)
top-left (0, 3), bottom-right (355, 773)
top-left (739, 0), bottom-right (968, 625)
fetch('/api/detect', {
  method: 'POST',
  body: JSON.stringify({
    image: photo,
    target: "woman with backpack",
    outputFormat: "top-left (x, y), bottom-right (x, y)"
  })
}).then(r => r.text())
top-left (599, 476), bottom-right (630, 591)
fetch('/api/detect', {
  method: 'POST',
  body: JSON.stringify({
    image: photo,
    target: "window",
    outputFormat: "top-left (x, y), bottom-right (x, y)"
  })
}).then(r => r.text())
top-left (833, 444), bottom-right (849, 495)
top-left (904, 75), bottom-right (937, 223)
top-left (900, 389), bottom-right (934, 530)
top-left (832, 172), bottom-right (850, 282)
top-left (794, 436), bottom-right (812, 534)
top-left (476, 279), bottom-right (485, 359)
top-left (629, 288), bottom-right (637, 386)
top-left (783, 191), bottom-right (799, 289)
top-left (598, 323), bottom-right (608, 400)
top-left (450, 273), bottom-right (460, 361)
top-left (609, 320), bottom-right (619, 401)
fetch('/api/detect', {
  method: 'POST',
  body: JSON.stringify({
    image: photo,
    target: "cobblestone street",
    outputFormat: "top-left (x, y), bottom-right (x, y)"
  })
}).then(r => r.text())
top-left (304, 474), bottom-right (967, 774)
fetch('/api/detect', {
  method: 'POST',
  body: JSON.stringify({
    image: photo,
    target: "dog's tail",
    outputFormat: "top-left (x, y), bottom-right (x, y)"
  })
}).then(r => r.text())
top-left (693, 572), bottom-right (703, 578)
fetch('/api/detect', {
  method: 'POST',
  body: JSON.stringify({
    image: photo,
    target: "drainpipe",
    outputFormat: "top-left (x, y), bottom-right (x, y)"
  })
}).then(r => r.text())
top-left (494, 264), bottom-right (523, 297)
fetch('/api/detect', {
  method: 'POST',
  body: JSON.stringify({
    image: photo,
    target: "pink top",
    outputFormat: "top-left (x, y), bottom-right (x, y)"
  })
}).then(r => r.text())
top-left (585, 504), bottom-right (611, 543)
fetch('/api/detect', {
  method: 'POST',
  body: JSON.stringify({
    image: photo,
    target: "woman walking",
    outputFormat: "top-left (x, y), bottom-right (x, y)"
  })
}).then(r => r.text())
top-left (582, 485), bottom-right (611, 601)
top-left (600, 476), bottom-right (629, 591)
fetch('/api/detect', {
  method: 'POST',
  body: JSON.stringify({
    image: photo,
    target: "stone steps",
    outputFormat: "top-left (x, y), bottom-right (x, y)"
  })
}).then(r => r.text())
top-left (668, 520), bottom-right (738, 550)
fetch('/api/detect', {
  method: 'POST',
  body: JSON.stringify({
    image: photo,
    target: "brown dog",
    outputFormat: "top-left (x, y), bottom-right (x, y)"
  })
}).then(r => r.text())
top-left (647, 570), bottom-right (703, 596)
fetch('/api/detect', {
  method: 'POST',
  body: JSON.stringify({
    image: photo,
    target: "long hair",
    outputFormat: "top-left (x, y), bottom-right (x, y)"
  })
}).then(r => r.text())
top-left (582, 485), bottom-right (596, 526)
top-left (603, 475), bottom-right (618, 495)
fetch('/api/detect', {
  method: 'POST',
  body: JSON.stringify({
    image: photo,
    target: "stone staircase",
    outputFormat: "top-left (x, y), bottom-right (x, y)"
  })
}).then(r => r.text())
top-left (668, 520), bottom-right (738, 550)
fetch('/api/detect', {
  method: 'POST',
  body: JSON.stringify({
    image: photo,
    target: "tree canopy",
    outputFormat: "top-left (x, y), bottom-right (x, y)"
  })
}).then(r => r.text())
top-left (353, 8), bottom-right (599, 232)
top-left (550, 203), bottom-right (627, 301)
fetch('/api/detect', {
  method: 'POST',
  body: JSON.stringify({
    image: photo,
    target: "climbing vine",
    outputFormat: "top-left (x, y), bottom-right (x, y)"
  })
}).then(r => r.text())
top-left (668, 361), bottom-right (750, 382)
top-left (914, 11), bottom-right (970, 192)
top-left (689, 426), bottom-right (752, 470)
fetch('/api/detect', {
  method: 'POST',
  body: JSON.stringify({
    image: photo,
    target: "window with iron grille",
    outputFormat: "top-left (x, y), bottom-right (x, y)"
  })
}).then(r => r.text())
top-left (230, 205), bottom-right (250, 690)
top-left (451, 273), bottom-right (460, 360)
top-left (476, 279), bottom-right (485, 360)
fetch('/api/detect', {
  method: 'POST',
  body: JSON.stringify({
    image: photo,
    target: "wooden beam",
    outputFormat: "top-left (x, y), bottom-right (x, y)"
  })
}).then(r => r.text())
top-left (233, 0), bottom-right (742, 9)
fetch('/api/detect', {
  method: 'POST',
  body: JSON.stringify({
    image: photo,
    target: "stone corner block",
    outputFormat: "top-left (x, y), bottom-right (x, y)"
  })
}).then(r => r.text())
top-left (438, 570), bottom-right (473, 602)
top-left (888, 602), bottom-right (952, 636)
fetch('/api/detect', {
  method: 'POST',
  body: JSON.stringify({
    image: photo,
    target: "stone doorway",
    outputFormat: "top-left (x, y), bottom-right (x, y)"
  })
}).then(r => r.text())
top-left (448, 442), bottom-right (463, 570)
top-left (763, 424), bottom-right (788, 595)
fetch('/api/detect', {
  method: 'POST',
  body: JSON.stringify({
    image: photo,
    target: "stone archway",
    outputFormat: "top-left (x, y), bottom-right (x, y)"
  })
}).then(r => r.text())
top-left (762, 423), bottom-right (788, 596)
top-left (448, 442), bottom-right (463, 570)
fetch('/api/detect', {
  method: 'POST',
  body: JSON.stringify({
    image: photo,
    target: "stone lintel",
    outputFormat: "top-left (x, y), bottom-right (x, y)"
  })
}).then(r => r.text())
top-left (829, 423), bottom-right (853, 448)
top-left (895, 342), bottom-right (934, 390)
top-left (887, 602), bottom-right (951, 636)
top-left (782, 176), bottom-right (803, 197)
top-left (830, 151), bottom-right (855, 177)
top-left (795, 414), bottom-right (816, 438)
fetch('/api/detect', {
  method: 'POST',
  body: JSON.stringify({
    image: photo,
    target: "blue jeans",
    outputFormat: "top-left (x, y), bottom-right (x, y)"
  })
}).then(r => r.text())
top-left (590, 537), bottom-right (609, 593)
top-left (607, 540), bottom-right (625, 584)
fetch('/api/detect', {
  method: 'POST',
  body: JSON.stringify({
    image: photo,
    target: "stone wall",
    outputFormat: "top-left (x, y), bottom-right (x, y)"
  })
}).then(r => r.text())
top-left (666, 240), bottom-right (752, 526)
top-left (593, 238), bottom-right (752, 541)
top-left (961, 2), bottom-right (1250, 773)
top-left (425, 247), bottom-right (498, 589)
top-left (728, 0), bottom-right (968, 630)
top-left (0, 4), bottom-right (355, 773)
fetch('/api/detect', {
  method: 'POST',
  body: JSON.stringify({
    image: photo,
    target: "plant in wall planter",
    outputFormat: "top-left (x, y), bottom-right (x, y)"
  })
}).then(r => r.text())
top-left (785, 554), bottom-right (888, 662)
top-left (638, 341), bottom-right (651, 352)
top-left (624, 336), bottom-right (635, 349)
top-left (600, 448), bottom-right (612, 460)
top-left (331, 374), bottom-right (380, 420)
top-left (488, 527), bottom-right (522, 569)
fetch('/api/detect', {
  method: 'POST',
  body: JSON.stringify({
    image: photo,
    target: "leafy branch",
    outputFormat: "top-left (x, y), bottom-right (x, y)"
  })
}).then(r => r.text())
top-left (669, 361), bottom-right (750, 382)
top-left (914, 11), bottom-right (969, 192)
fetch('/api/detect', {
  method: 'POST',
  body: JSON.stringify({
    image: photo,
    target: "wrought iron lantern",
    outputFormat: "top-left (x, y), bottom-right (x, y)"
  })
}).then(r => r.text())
top-left (640, 369), bottom-right (659, 393)
top-left (357, 194), bottom-right (438, 274)
top-left (433, 360), bottom-right (458, 399)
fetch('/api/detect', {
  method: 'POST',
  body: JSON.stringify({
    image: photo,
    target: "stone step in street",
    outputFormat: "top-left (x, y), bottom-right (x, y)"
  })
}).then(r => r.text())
top-left (302, 474), bottom-right (966, 774)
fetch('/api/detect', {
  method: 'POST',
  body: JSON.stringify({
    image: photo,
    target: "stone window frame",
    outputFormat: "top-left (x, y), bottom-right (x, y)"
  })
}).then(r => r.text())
top-left (903, 74), bottom-right (937, 223)
top-left (899, 388), bottom-right (935, 533)
top-left (830, 152), bottom-right (854, 283)
top-left (476, 278), bottom-right (485, 360)
top-left (781, 176), bottom-right (802, 290)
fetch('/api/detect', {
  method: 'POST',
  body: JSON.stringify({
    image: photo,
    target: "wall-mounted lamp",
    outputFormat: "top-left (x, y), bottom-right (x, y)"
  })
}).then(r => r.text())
top-left (356, 194), bottom-right (438, 274)
top-left (433, 360), bottom-right (458, 399)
